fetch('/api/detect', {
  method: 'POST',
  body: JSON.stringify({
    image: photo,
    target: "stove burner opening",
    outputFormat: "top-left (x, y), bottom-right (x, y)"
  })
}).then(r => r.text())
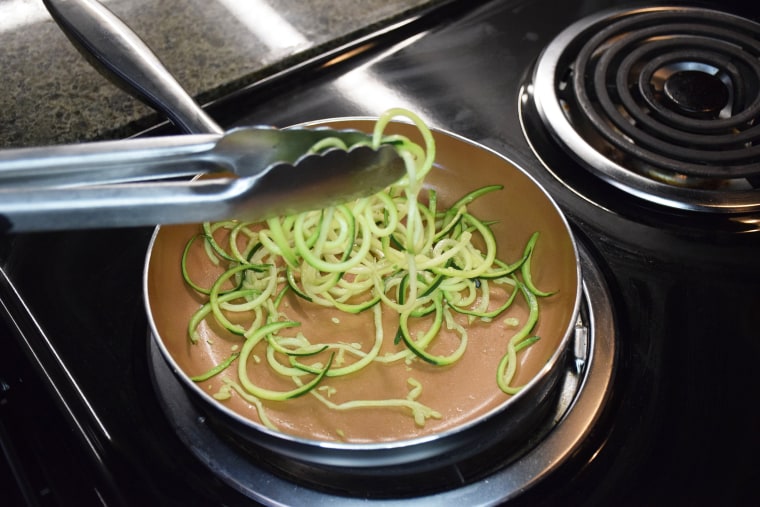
top-left (526, 6), bottom-right (760, 213)
top-left (661, 68), bottom-right (729, 117)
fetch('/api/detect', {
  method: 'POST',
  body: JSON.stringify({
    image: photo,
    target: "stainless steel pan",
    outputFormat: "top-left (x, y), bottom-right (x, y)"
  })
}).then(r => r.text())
top-left (145, 118), bottom-right (582, 467)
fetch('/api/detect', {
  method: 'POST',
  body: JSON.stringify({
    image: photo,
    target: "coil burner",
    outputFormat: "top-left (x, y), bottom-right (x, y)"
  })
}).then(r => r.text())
top-left (522, 6), bottom-right (760, 213)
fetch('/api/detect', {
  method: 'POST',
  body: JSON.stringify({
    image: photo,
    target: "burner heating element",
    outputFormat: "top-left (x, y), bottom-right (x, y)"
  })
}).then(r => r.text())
top-left (525, 6), bottom-right (760, 212)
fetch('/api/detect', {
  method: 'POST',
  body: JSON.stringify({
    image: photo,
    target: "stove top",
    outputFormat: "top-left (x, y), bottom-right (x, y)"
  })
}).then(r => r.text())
top-left (2, 1), bottom-right (760, 506)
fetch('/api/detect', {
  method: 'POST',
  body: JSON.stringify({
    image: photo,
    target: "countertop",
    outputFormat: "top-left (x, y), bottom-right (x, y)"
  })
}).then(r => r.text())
top-left (1, 0), bottom-right (440, 148)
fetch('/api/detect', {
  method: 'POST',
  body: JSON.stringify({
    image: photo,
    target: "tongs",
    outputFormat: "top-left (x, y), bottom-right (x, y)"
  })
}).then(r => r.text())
top-left (0, 127), bottom-right (403, 232)
top-left (0, 0), bottom-right (404, 233)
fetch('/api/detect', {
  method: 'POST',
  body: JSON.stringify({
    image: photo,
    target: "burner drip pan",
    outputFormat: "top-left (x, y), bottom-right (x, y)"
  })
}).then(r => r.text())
top-left (525, 6), bottom-right (760, 213)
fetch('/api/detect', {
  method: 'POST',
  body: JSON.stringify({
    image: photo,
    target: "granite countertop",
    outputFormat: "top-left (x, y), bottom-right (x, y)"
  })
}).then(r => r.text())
top-left (1, 0), bottom-right (439, 148)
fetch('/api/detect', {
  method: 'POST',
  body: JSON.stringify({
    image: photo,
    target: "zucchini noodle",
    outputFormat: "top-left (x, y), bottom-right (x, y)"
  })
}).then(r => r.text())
top-left (181, 108), bottom-right (555, 436)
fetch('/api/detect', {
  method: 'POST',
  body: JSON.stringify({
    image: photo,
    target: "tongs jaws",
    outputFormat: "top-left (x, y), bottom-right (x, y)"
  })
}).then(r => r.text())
top-left (0, 127), bottom-right (405, 233)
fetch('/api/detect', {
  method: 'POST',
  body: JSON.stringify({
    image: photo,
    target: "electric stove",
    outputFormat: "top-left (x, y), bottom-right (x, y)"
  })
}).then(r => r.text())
top-left (2, 0), bottom-right (759, 505)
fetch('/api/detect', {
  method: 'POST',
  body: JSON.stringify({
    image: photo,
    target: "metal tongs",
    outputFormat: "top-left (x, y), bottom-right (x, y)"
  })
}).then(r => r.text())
top-left (0, 127), bottom-right (403, 232)
top-left (0, 0), bottom-right (404, 233)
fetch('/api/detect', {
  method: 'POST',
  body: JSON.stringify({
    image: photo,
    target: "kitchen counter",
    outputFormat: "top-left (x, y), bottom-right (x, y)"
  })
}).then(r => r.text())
top-left (0, 0), bottom-right (441, 148)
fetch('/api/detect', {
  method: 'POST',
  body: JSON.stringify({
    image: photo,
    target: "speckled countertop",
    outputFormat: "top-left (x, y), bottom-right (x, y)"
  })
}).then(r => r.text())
top-left (1, 0), bottom-right (439, 148)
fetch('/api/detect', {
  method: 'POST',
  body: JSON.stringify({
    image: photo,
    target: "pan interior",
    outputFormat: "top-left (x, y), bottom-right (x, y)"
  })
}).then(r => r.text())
top-left (145, 119), bottom-right (579, 444)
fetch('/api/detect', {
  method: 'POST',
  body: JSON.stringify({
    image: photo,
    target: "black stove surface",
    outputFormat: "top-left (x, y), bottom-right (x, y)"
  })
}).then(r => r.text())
top-left (2, 1), bottom-right (760, 506)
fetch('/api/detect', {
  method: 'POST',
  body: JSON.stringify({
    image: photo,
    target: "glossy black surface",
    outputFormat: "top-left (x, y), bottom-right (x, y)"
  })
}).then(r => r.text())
top-left (2, 0), bottom-right (760, 505)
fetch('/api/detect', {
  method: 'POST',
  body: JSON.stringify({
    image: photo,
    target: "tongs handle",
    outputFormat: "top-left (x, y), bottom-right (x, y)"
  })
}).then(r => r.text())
top-left (0, 134), bottom-right (220, 188)
top-left (0, 178), bottom-right (251, 231)
top-left (43, 0), bottom-right (222, 135)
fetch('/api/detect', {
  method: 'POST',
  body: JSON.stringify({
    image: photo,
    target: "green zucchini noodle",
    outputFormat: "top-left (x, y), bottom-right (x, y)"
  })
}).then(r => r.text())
top-left (181, 107), bottom-right (555, 436)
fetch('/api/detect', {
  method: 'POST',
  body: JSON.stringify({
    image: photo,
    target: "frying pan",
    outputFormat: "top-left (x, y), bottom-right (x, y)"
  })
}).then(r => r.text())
top-left (44, 0), bottom-right (582, 469)
top-left (145, 118), bottom-right (582, 468)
